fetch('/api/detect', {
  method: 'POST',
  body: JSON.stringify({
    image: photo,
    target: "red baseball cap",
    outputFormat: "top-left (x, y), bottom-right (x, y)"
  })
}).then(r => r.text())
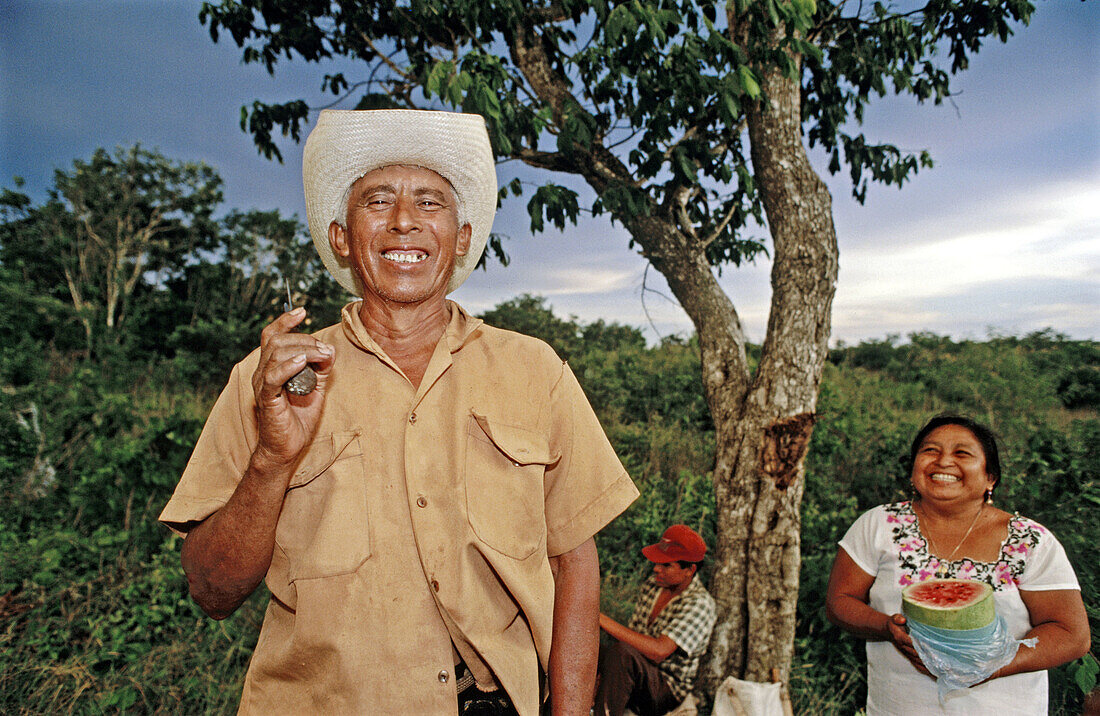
top-left (641, 525), bottom-right (707, 563)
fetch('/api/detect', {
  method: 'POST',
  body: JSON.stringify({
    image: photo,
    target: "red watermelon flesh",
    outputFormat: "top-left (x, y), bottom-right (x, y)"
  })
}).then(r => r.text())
top-left (901, 578), bottom-right (995, 630)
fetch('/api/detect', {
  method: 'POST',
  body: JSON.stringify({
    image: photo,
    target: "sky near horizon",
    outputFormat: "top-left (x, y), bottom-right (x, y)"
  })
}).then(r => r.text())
top-left (2, 0), bottom-right (1097, 345)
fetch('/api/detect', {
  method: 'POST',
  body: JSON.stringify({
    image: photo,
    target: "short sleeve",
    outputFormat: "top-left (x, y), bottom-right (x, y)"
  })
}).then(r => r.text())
top-left (1018, 524), bottom-right (1080, 591)
top-left (663, 593), bottom-right (717, 656)
top-left (838, 506), bottom-right (885, 578)
top-left (158, 356), bottom-right (260, 534)
top-left (627, 578), bottom-right (659, 633)
top-left (542, 362), bottom-right (639, 556)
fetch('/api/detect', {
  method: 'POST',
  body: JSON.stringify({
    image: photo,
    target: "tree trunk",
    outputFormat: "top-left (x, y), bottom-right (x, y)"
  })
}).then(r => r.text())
top-left (506, 4), bottom-right (838, 693)
top-left (62, 266), bottom-right (94, 353)
top-left (696, 13), bottom-right (840, 693)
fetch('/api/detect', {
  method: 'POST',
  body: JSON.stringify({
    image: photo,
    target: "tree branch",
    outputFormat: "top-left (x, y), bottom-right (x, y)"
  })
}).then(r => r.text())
top-left (701, 200), bottom-right (740, 248)
top-left (506, 19), bottom-right (632, 193)
top-left (671, 184), bottom-right (700, 243)
top-left (514, 148), bottom-right (578, 173)
top-left (507, 22), bottom-right (573, 124)
top-left (525, 0), bottom-right (571, 24)
top-left (357, 32), bottom-right (411, 80)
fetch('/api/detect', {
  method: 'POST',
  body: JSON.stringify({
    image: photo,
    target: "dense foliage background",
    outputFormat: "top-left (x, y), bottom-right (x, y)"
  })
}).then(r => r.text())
top-left (2, 154), bottom-right (1097, 713)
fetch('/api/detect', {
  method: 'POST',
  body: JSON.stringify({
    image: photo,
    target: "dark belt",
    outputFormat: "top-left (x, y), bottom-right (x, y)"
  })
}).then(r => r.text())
top-left (456, 662), bottom-right (518, 716)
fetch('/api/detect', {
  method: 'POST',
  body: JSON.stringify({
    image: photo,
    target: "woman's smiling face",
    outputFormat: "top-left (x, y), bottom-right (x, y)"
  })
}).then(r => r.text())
top-left (910, 423), bottom-right (995, 506)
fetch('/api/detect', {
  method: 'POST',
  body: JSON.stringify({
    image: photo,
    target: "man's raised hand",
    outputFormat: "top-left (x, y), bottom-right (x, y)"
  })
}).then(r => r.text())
top-left (251, 307), bottom-right (335, 471)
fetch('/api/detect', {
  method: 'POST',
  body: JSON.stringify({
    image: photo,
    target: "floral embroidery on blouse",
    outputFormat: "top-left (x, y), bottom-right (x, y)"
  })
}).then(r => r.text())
top-left (885, 501), bottom-right (1046, 591)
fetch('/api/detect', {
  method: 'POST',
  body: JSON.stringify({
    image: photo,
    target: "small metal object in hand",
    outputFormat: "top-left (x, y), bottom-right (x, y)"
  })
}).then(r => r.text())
top-left (282, 277), bottom-right (318, 396)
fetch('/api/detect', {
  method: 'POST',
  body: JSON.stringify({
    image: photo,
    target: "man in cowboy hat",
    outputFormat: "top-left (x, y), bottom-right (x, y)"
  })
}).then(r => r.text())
top-left (595, 525), bottom-right (716, 716)
top-left (159, 109), bottom-right (638, 715)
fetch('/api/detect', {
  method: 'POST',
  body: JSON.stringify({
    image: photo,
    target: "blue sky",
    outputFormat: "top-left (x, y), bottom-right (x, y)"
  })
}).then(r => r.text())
top-left (2, 0), bottom-right (1097, 344)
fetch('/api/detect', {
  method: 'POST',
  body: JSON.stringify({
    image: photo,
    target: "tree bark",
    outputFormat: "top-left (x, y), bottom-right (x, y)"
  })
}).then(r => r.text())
top-left (507, 4), bottom-right (838, 693)
top-left (696, 11), bottom-right (840, 693)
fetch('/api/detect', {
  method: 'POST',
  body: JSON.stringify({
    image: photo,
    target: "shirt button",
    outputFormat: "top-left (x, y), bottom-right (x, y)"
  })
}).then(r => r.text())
top-left (431, 579), bottom-right (440, 592)
top-left (409, 412), bottom-right (417, 424)
top-left (438, 669), bottom-right (449, 683)
top-left (416, 496), bottom-right (428, 508)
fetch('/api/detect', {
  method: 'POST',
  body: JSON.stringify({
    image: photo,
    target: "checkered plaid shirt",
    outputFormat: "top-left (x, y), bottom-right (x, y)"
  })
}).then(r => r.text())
top-left (626, 575), bottom-right (717, 700)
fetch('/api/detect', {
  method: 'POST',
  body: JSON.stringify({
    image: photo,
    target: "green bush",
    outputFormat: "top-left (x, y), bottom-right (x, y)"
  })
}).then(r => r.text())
top-left (0, 531), bottom-right (261, 713)
top-left (0, 283), bottom-right (1094, 714)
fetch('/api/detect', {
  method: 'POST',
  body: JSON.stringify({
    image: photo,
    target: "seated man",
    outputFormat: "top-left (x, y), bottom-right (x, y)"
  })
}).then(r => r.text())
top-left (595, 525), bottom-right (717, 716)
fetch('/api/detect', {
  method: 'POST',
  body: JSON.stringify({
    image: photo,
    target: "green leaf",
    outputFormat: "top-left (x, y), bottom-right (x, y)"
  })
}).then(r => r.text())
top-left (766, 0), bottom-right (780, 26)
top-left (32, 569), bottom-right (57, 585)
top-left (425, 61), bottom-right (452, 98)
top-left (526, 184), bottom-right (580, 233)
top-left (606, 5), bottom-right (636, 43)
top-left (792, 37), bottom-right (824, 65)
top-left (720, 91), bottom-right (741, 122)
top-left (794, 0), bottom-right (816, 15)
top-left (674, 149), bottom-right (696, 181)
top-left (1072, 653), bottom-right (1099, 695)
top-left (475, 83), bottom-right (502, 122)
top-left (738, 66), bottom-right (761, 99)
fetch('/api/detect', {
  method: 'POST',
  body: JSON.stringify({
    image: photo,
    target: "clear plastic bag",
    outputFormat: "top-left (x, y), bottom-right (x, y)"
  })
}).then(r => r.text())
top-left (908, 615), bottom-right (1037, 703)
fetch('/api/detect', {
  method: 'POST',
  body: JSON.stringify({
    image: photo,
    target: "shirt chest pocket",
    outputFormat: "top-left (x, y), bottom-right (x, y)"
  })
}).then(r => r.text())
top-left (465, 412), bottom-right (552, 560)
top-left (276, 430), bottom-right (371, 583)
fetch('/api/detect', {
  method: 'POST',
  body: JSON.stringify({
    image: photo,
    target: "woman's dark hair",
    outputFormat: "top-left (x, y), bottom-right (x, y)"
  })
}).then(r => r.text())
top-left (909, 414), bottom-right (1003, 490)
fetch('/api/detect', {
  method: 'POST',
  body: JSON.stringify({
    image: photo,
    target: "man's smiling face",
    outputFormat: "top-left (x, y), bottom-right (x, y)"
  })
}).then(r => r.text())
top-left (329, 164), bottom-right (471, 308)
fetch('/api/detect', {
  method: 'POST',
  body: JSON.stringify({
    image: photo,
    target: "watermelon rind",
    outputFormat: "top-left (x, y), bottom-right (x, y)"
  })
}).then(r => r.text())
top-left (901, 578), bottom-right (995, 630)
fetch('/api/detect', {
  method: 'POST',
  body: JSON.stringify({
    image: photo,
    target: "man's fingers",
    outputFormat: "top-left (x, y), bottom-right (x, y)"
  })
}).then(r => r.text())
top-left (255, 311), bottom-right (334, 397)
top-left (248, 314), bottom-right (333, 469)
top-left (260, 307), bottom-right (307, 347)
top-left (311, 340), bottom-right (336, 373)
top-left (262, 337), bottom-right (334, 375)
top-left (257, 351), bottom-right (327, 401)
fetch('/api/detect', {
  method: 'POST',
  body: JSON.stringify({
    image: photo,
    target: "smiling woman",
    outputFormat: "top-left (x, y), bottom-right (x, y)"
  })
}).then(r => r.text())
top-left (824, 414), bottom-right (1090, 715)
top-left (909, 422), bottom-right (997, 530)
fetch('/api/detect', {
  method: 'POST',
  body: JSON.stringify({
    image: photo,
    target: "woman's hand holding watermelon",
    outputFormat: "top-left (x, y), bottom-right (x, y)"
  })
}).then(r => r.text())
top-left (884, 613), bottom-right (933, 677)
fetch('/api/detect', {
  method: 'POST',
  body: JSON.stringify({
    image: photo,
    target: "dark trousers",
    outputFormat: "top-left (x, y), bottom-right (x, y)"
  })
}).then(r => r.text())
top-left (595, 641), bottom-right (679, 716)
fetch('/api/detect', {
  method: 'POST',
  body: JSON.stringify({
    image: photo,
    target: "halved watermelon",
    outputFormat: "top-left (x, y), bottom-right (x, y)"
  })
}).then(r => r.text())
top-left (901, 578), bottom-right (995, 630)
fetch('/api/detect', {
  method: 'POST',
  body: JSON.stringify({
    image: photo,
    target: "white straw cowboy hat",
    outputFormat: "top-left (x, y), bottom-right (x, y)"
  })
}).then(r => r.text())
top-left (302, 109), bottom-right (497, 296)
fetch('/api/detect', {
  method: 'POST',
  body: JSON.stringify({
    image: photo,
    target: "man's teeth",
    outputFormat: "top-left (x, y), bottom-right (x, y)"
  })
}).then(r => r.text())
top-left (930, 473), bottom-right (960, 483)
top-left (383, 251), bottom-right (427, 263)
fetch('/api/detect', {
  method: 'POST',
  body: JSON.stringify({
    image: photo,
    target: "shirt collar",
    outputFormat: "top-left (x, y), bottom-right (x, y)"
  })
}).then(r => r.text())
top-left (646, 571), bottom-right (704, 604)
top-left (340, 299), bottom-right (484, 357)
top-left (441, 300), bottom-right (484, 353)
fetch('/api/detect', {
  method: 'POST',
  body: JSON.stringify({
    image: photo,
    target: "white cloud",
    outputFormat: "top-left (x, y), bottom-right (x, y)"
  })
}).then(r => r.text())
top-left (532, 267), bottom-right (637, 296)
top-left (838, 180), bottom-right (1100, 305)
top-left (4, 0), bottom-right (1097, 347)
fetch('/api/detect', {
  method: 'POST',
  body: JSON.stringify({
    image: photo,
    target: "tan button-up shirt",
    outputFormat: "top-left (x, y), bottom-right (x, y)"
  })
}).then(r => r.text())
top-left (160, 301), bottom-right (638, 714)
